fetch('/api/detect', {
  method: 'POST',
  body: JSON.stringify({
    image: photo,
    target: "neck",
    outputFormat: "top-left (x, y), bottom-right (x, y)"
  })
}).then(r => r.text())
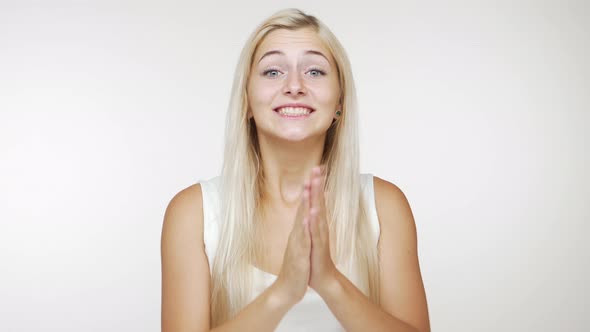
top-left (257, 133), bottom-right (326, 211)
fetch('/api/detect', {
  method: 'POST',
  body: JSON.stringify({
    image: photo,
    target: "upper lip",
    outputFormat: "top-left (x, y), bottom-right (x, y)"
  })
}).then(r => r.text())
top-left (273, 103), bottom-right (315, 112)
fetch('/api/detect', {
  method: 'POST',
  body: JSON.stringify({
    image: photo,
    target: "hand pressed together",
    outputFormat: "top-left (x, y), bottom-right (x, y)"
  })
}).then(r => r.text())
top-left (275, 165), bottom-right (340, 306)
top-left (306, 166), bottom-right (339, 294)
top-left (275, 177), bottom-right (312, 304)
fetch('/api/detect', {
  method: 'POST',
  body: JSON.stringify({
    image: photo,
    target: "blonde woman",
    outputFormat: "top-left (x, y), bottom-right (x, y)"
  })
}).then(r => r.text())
top-left (161, 8), bottom-right (430, 332)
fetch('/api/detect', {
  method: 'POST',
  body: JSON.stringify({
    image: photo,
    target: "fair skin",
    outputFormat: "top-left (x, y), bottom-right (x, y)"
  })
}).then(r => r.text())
top-left (246, 27), bottom-right (340, 276)
top-left (161, 27), bottom-right (430, 332)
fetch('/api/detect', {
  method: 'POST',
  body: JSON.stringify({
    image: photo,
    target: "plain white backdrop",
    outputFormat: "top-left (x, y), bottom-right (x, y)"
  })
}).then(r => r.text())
top-left (1, 1), bottom-right (588, 331)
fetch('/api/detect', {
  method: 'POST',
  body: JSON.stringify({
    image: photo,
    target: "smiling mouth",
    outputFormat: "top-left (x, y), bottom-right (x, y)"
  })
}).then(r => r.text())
top-left (274, 107), bottom-right (315, 117)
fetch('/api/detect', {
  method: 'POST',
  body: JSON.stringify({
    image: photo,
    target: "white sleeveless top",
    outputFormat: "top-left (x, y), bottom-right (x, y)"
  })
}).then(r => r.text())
top-left (199, 173), bottom-right (380, 331)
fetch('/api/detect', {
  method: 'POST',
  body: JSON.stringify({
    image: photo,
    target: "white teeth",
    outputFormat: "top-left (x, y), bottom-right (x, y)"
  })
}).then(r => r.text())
top-left (277, 107), bottom-right (312, 115)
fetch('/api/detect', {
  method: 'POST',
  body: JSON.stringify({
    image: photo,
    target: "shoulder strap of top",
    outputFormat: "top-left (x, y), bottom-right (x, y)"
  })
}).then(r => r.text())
top-left (361, 173), bottom-right (381, 242)
top-left (198, 176), bottom-right (222, 274)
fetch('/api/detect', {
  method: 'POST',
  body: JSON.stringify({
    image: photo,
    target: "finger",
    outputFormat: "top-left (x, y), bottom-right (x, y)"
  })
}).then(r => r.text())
top-left (318, 174), bottom-right (327, 212)
top-left (318, 211), bottom-right (328, 242)
top-left (296, 209), bottom-right (310, 247)
top-left (295, 180), bottom-right (310, 222)
top-left (309, 207), bottom-right (320, 244)
top-left (315, 171), bottom-right (328, 240)
top-left (297, 189), bottom-right (309, 236)
top-left (302, 216), bottom-right (311, 248)
top-left (312, 170), bottom-right (328, 242)
top-left (303, 179), bottom-right (311, 220)
top-left (291, 189), bottom-right (306, 240)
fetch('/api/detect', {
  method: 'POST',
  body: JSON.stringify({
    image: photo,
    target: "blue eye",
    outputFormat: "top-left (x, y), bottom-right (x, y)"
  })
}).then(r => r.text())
top-left (262, 68), bottom-right (326, 78)
top-left (308, 68), bottom-right (326, 77)
top-left (263, 69), bottom-right (280, 78)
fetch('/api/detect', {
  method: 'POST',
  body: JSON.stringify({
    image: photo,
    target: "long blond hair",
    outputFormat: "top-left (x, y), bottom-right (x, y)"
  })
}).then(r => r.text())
top-left (211, 8), bottom-right (380, 326)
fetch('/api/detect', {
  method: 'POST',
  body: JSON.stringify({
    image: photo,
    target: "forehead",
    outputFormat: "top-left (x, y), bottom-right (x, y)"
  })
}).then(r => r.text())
top-left (254, 28), bottom-right (333, 64)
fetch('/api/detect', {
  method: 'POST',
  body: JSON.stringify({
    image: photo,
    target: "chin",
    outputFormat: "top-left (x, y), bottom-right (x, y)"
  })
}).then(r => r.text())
top-left (274, 130), bottom-right (327, 143)
top-left (256, 124), bottom-right (329, 143)
top-left (275, 133), bottom-right (310, 142)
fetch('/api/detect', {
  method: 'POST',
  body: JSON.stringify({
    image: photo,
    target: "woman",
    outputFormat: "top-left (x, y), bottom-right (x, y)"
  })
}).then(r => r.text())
top-left (161, 8), bottom-right (430, 332)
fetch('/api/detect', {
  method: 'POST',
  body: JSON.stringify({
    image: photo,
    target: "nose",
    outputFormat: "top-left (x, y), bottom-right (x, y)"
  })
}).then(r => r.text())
top-left (282, 72), bottom-right (306, 96)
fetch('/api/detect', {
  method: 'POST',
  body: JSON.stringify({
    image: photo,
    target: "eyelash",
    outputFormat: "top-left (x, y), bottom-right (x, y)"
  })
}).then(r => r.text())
top-left (262, 68), bottom-right (326, 78)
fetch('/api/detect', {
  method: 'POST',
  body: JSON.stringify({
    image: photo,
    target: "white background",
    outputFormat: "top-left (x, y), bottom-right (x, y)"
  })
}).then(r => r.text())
top-left (1, 1), bottom-right (588, 331)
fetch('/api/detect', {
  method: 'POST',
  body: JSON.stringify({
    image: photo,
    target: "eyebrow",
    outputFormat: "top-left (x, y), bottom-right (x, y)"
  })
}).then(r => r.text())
top-left (257, 49), bottom-right (330, 64)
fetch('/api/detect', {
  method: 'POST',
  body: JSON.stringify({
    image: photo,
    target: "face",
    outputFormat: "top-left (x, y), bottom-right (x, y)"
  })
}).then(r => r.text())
top-left (247, 28), bottom-right (341, 142)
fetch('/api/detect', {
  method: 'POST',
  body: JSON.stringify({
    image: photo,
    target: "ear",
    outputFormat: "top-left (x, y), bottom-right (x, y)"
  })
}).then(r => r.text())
top-left (335, 100), bottom-right (343, 119)
top-left (334, 106), bottom-right (342, 121)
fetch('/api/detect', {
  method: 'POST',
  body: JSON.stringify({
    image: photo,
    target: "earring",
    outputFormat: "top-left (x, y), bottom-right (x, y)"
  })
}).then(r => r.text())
top-left (332, 110), bottom-right (341, 126)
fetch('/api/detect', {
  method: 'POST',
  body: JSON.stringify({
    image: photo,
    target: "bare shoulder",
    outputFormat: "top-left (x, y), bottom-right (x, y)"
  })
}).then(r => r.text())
top-left (372, 175), bottom-right (414, 227)
top-left (372, 175), bottom-right (431, 332)
top-left (371, 174), bottom-right (417, 256)
top-left (161, 183), bottom-right (210, 332)
top-left (162, 183), bottom-right (204, 239)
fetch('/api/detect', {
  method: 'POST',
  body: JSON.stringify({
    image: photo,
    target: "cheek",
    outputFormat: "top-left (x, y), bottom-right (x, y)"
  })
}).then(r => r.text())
top-left (315, 82), bottom-right (340, 105)
top-left (249, 82), bottom-right (278, 108)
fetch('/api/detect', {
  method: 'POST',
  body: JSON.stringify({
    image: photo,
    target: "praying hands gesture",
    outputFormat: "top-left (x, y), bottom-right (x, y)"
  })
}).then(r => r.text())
top-left (273, 166), bottom-right (429, 331)
top-left (306, 166), bottom-right (339, 294)
top-left (274, 165), bottom-right (340, 305)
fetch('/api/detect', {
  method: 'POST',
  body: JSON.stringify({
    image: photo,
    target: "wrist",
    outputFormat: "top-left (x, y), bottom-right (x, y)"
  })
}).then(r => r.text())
top-left (316, 268), bottom-right (344, 300)
top-left (269, 279), bottom-right (298, 310)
